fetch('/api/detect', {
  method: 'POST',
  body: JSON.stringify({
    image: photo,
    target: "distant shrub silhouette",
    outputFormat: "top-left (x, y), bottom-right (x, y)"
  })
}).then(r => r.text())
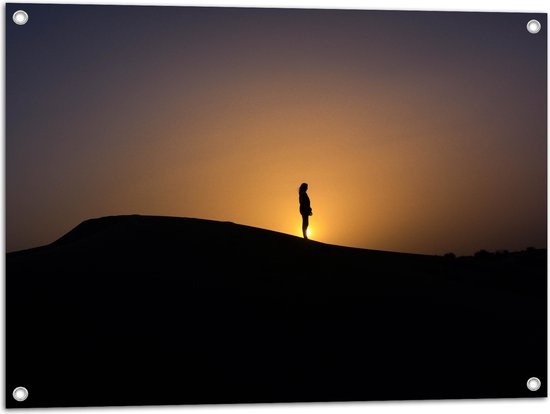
top-left (474, 249), bottom-right (493, 259)
top-left (443, 252), bottom-right (456, 260)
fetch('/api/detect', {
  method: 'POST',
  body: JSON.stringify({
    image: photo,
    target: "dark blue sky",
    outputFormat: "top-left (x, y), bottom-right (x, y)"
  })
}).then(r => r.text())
top-left (5, 3), bottom-right (547, 254)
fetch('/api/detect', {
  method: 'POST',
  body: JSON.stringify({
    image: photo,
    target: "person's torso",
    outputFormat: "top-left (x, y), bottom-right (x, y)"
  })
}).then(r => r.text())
top-left (299, 192), bottom-right (310, 211)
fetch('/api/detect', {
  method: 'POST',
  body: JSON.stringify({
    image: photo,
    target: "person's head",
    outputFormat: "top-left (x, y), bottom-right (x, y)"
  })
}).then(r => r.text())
top-left (299, 183), bottom-right (308, 193)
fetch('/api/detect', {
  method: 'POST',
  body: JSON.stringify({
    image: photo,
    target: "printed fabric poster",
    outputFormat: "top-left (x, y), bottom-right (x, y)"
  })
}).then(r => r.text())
top-left (5, 2), bottom-right (547, 408)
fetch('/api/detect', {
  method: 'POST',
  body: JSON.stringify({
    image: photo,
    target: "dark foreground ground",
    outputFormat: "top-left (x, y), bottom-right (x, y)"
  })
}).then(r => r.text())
top-left (6, 215), bottom-right (547, 408)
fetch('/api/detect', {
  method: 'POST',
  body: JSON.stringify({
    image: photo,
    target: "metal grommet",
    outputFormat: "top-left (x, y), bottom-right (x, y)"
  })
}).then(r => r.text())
top-left (527, 377), bottom-right (541, 391)
top-left (13, 386), bottom-right (29, 402)
top-left (13, 10), bottom-right (29, 26)
top-left (526, 19), bottom-right (541, 34)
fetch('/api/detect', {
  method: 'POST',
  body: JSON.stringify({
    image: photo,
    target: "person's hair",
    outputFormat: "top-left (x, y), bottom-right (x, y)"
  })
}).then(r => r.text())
top-left (299, 183), bottom-right (308, 194)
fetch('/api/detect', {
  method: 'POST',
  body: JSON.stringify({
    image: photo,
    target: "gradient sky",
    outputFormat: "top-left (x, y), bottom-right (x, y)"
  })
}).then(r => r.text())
top-left (5, 3), bottom-right (547, 255)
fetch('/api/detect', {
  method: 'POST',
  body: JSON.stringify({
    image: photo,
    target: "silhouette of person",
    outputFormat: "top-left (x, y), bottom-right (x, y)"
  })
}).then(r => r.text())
top-left (299, 183), bottom-right (313, 239)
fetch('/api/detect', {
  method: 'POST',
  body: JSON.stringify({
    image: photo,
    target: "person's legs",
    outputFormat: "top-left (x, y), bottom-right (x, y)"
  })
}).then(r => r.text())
top-left (302, 214), bottom-right (309, 239)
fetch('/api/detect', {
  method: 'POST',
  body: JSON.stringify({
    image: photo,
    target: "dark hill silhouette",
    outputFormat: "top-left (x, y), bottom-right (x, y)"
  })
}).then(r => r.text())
top-left (6, 215), bottom-right (547, 408)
